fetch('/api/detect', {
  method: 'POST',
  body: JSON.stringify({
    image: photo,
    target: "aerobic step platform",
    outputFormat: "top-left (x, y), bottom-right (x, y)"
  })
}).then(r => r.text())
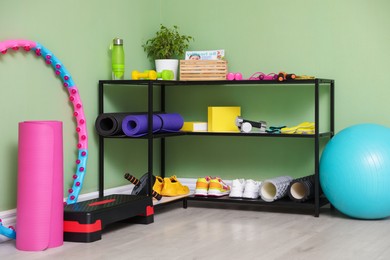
top-left (64, 194), bottom-right (153, 242)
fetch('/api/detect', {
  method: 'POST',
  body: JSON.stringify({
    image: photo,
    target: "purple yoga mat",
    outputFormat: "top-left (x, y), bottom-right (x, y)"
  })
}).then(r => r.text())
top-left (156, 113), bottom-right (184, 132)
top-left (122, 114), bottom-right (162, 137)
top-left (121, 113), bottom-right (184, 137)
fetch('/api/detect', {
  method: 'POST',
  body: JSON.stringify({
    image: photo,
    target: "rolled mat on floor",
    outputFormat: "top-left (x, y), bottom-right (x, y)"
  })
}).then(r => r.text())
top-left (259, 176), bottom-right (293, 202)
top-left (287, 174), bottom-right (315, 202)
top-left (17, 121), bottom-right (63, 251)
top-left (95, 113), bottom-right (130, 137)
top-left (121, 113), bottom-right (184, 137)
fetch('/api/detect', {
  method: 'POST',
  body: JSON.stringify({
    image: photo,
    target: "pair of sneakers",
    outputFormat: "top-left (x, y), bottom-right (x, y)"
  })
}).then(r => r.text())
top-left (153, 175), bottom-right (190, 197)
top-left (195, 176), bottom-right (231, 197)
top-left (229, 179), bottom-right (261, 199)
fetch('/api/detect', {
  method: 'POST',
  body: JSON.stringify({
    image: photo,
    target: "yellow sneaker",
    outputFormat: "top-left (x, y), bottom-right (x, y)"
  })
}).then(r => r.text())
top-left (153, 176), bottom-right (164, 194)
top-left (194, 176), bottom-right (212, 197)
top-left (160, 175), bottom-right (190, 196)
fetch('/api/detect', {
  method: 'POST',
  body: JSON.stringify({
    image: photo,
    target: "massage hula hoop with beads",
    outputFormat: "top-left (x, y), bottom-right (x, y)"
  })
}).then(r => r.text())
top-left (0, 39), bottom-right (87, 206)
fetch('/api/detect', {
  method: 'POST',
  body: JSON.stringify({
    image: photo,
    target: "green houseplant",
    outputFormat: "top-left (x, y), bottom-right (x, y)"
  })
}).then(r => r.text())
top-left (142, 25), bottom-right (193, 79)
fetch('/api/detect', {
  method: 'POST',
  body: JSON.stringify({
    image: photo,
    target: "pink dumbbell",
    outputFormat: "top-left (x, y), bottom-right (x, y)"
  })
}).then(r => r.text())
top-left (226, 72), bottom-right (243, 80)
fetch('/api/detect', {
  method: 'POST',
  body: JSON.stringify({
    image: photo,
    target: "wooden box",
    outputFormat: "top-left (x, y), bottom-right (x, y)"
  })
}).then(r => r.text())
top-left (179, 60), bottom-right (227, 81)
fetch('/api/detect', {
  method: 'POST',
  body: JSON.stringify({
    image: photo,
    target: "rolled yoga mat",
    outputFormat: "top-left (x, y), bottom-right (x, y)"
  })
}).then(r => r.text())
top-left (156, 113), bottom-right (184, 132)
top-left (121, 113), bottom-right (184, 137)
top-left (259, 176), bottom-right (293, 202)
top-left (17, 121), bottom-right (63, 251)
top-left (287, 174), bottom-right (315, 202)
top-left (95, 113), bottom-right (129, 137)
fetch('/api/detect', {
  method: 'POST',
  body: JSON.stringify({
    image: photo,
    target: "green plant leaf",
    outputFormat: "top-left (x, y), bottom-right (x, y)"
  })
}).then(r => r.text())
top-left (142, 24), bottom-right (194, 60)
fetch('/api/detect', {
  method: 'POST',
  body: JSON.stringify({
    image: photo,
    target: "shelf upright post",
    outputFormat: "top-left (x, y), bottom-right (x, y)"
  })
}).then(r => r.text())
top-left (98, 81), bottom-right (105, 198)
top-left (147, 81), bottom-right (154, 197)
top-left (161, 83), bottom-right (166, 178)
top-left (330, 80), bottom-right (335, 137)
top-left (314, 79), bottom-right (320, 217)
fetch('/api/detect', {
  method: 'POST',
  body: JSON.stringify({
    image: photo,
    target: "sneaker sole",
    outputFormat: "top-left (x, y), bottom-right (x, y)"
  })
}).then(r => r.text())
top-left (194, 189), bottom-right (208, 197)
top-left (229, 191), bottom-right (244, 198)
top-left (207, 189), bottom-right (230, 197)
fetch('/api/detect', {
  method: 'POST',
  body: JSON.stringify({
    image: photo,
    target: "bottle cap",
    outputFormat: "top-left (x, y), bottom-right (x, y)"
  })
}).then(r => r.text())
top-left (113, 38), bottom-right (123, 45)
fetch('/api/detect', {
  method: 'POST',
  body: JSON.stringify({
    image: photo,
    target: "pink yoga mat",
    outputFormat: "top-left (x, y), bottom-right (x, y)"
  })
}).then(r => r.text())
top-left (16, 121), bottom-right (63, 251)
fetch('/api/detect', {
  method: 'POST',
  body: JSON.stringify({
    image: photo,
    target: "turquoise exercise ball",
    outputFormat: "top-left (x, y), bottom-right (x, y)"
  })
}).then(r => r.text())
top-left (320, 123), bottom-right (390, 219)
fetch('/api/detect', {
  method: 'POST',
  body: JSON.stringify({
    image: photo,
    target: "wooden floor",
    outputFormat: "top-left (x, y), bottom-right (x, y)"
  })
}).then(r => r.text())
top-left (1, 202), bottom-right (390, 260)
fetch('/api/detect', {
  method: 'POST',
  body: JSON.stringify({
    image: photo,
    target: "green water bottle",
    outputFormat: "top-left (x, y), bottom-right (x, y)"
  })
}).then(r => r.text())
top-left (111, 38), bottom-right (125, 80)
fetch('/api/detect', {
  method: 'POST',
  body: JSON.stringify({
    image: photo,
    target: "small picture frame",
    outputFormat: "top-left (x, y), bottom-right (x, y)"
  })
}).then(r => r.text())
top-left (185, 50), bottom-right (225, 60)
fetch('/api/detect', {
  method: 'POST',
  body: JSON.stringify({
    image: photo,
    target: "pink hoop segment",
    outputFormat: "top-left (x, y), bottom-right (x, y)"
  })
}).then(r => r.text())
top-left (0, 39), bottom-right (88, 205)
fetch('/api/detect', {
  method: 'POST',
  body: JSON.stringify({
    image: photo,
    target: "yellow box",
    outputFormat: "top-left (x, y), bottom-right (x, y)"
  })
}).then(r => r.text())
top-left (208, 106), bottom-right (241, 132)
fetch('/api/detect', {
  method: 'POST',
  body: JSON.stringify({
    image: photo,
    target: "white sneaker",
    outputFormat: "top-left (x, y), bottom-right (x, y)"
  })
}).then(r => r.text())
top-left (229, 179), bottom-right (246, 198)
top-left (242, 179), bottom-right (261, 199)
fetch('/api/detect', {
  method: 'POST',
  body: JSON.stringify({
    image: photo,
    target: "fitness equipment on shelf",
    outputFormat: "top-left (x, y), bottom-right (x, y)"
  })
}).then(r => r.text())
top-left (157, 70), bottom-right (174, 80)
top-left (277, 72), bottom-right (296, 81)
top-left (132, 70), bottom-right (157, 80)
top-left (248, 72), bottom-right (278, 80)
top-left (260, 176), bottom-right (293, 202)
top-left (235, 116), bottom-right (267, 133)
top-left (226, 72), bottom-right (243, 80)
top-left (124, 173), bottom-right (162, 200)
top-left (287, 174), bottom-right (315, 202)
top-left (131, 70), bottom-right (174, 80)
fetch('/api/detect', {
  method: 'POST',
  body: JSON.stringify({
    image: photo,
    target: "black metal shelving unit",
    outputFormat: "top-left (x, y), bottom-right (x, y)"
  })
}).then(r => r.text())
top-left (98, 78), bottom-right (335, 217)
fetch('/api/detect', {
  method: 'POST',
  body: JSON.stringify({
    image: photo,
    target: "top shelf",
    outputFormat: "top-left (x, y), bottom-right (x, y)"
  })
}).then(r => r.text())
top-left (99, 78), bottom-right (334, 86)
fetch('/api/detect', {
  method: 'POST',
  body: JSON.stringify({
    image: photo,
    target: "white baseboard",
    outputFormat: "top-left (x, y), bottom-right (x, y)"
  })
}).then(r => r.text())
top-left (0, 178), bottom-right (199, 243)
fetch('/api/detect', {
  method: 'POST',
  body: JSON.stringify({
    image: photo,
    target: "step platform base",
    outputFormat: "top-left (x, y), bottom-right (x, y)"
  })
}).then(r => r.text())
top-left (64, 194), bottom-right (153, 242)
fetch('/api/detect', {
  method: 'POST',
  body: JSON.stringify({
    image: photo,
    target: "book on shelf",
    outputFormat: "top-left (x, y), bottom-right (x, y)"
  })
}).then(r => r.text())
top-left (208, 106), bottom-right (241, 132)
top-left (181, 122), bottom-right (208, 132)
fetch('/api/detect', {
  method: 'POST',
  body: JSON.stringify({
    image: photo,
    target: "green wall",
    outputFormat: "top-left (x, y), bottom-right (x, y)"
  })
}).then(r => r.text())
top-left (1, 0), bottom-right (390, 211)
top-left (0, 0), bottom-right (160, 211)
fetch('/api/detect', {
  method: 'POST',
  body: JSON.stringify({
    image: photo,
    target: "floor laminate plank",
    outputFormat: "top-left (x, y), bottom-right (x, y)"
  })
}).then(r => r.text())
top-left (1, 203), bottom-right (390, 260)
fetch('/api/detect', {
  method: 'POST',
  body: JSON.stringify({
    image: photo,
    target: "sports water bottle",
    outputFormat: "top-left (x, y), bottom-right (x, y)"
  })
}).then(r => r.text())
top-left (111, 38), bottom-right (125, 80)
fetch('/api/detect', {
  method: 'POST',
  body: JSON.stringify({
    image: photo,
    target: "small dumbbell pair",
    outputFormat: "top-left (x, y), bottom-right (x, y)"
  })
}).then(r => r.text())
top-left (132, 70), bottom-right (174, 80)
top-left (226, 72), bottom-right (243, 81)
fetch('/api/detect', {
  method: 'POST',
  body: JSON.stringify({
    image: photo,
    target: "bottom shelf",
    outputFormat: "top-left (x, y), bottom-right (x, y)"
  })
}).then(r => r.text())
top-left (185, 195), bottom-right (329, 217)
top-left (153, 193), bottom-right (191, 206)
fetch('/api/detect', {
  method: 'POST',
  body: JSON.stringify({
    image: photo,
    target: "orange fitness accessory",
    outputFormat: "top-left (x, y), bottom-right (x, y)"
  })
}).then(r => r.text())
top-left (277, 72), bottom-right (296, 81)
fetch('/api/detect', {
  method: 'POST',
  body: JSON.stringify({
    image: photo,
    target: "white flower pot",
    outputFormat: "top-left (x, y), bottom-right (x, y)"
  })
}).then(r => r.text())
top-left (155, 59), bottom-right (179, 80)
